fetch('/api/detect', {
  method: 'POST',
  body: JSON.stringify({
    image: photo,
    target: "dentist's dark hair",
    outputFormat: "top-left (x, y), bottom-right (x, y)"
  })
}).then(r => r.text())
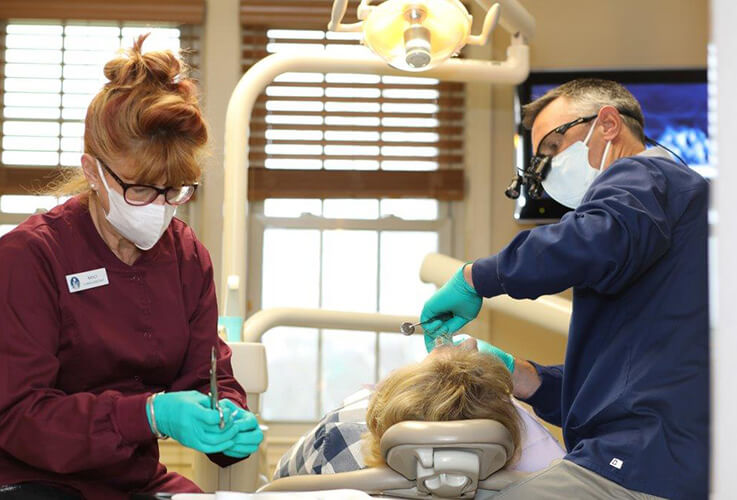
top-left (522, 78), bottom-right (646, 144)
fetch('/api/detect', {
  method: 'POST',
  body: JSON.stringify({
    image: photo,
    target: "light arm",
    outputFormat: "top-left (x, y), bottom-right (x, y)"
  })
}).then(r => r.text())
top-left (466, 2), bottom-right (501, 46)
top-left (327, 0), bottom-right (364, 32)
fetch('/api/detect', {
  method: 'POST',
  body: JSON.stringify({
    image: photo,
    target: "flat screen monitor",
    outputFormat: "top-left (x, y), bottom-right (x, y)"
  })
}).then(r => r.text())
top-left (513, 69), bottom-right (710, 223)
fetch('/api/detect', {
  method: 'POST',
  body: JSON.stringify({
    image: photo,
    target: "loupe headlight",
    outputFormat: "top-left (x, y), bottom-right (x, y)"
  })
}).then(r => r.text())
top-left (504, 155), bottom-right (551, 200)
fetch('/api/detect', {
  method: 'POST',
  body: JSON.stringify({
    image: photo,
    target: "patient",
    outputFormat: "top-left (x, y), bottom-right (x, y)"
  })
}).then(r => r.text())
top-left (274, 342), bottom-right (564, 479)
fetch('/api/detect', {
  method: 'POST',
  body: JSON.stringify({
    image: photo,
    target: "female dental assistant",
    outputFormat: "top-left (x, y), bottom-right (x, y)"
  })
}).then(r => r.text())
top-left (0, 36), bottom-right (262, 499)
top-left (422, 79), bottom-right (708, 499)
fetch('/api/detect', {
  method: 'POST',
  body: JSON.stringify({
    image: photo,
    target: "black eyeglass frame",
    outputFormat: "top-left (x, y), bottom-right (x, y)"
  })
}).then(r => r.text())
top-left (532, 114), bottom-right (598, 159)
top-left (99, 160), bottom-right (198, 207)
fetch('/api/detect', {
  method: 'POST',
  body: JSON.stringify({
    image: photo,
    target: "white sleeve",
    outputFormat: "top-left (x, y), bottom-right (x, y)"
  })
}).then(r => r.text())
top-left (507, 399), bottom-right (566, 473)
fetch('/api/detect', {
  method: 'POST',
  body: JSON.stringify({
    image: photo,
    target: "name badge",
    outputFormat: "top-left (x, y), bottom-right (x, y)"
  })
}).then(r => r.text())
top-left (66, 268), bottom-right (109, 293)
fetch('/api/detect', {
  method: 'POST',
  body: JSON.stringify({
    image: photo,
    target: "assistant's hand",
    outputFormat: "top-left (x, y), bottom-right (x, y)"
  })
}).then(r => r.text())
top-left (150, 391), bottom-right (239, 454)
top-left (421, 265), bottom-right (482, 352)
top-left (452, 334), bottom-right (515, 372)
top-left (219, 399), bottom-right (264, 458)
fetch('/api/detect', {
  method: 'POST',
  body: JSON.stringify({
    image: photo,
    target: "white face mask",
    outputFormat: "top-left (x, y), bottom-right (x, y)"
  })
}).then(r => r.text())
top-left (541, 117), bottom-right (612, 209)
top-left (96, 160), bottom-right (176, 251)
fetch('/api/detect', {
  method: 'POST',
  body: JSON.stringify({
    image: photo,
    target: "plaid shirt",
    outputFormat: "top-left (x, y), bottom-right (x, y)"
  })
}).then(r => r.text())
top-left (274, 389), bottom-right (373, 479)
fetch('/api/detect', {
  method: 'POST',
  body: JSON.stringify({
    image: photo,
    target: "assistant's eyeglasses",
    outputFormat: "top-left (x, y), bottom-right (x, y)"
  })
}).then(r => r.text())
top-left (99, 161), bottom-right (198, 207)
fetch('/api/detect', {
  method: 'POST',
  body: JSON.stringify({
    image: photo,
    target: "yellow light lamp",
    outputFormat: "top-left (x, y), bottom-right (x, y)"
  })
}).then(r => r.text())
top-left (329, 0), bottom-right (501, 72)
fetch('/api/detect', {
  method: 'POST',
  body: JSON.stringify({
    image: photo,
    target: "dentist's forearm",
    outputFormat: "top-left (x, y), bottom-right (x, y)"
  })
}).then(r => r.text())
top-left (512, 358), bottom-right (542, 399)
top-left (463, 262), bottom-right (475, 288)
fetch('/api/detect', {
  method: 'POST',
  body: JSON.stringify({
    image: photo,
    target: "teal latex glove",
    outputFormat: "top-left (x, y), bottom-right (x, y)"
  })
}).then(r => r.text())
top-left (422, 265), bottom-right (482, 352)
top-left (149, 391), bottom-right (239, 454)
top-left (453, 334), bottom-right (515, 372)
top-left (219, 399), bottom-right (264, 458)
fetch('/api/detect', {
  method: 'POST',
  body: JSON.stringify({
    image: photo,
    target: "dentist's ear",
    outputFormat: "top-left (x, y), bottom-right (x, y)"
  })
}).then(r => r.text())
top-left (80, 154), bottom-right (102, 190)
top-left (598, 105), bottom-right (623, 142)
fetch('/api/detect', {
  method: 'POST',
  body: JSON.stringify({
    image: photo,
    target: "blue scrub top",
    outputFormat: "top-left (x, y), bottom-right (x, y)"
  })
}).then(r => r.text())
top-left (472, 149), bottom-right (709, 500)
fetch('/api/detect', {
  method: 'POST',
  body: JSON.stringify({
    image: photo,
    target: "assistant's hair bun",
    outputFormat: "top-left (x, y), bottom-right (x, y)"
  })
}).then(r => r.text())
top-left (85, 33), bottom-right (208, 187)
top-left (103, 33), bottom-right (184, 90)
top-left (139, 96), bottom-right (208, 146)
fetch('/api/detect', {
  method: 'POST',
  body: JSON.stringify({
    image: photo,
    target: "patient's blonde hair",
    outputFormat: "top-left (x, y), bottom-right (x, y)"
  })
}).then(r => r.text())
top-left (364, 348), bottom-right (521, 468)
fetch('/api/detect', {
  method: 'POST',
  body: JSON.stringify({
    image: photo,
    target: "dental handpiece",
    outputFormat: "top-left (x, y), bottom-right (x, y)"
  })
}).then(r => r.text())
top-left (400, 312), bottom-right (453, 336)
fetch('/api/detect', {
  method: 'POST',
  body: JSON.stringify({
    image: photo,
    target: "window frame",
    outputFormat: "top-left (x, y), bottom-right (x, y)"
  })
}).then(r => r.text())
top-left (248, 200), bottom-right (453, 421)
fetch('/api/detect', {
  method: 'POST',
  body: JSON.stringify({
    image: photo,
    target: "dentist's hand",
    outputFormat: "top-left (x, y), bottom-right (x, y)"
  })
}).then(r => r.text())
top-left (421, 265), bottom-right (482, 352)
top-left (219, 399), bottom-right (264, 458)
top-left (149, 391), bottom-right (238, 454)
top-left (452, 334), bottom-right (515, 372)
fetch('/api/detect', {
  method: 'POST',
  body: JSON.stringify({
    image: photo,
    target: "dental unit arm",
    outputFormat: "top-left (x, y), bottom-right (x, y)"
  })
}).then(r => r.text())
top-left (220, 0), bottom-right (535, 328)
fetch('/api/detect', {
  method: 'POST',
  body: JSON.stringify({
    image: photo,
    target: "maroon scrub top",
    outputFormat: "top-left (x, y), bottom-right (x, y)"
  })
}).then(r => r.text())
top-left (0, 196), bottom-right (249, 498)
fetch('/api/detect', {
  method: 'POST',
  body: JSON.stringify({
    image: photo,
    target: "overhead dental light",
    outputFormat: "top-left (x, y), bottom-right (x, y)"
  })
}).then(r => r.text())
top-left (328, 0), bottom-right (502, 72)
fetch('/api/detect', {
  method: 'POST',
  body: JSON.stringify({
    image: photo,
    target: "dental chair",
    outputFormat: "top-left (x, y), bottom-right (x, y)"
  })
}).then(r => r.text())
top-left (259, 419), bottom-right (527, 499)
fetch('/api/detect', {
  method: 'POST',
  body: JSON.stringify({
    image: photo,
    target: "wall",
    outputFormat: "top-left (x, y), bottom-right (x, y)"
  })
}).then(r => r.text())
top-left (196, 0), bottom-right (242, 302)
top-left (711, 0), bottom-right (736, 495)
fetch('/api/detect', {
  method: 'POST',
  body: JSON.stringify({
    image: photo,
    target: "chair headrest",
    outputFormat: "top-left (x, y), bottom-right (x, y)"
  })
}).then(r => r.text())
top-left (261, 420), bottom-right (518, 499)
top-left (227, 342), bottom-right (268, 393)
top-left (381, 419), bottom-right (514, 480)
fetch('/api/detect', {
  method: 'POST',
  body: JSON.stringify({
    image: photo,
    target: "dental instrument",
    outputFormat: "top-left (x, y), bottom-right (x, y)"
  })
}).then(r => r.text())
top-left (209, 346), bottom-right (225, 430)
top-left (400, 312), bottom-right (453, 335)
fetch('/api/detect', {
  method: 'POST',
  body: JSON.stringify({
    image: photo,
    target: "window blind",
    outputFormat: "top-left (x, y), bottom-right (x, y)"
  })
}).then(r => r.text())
top-left (241, 0), bottom-right (360, 29)
top-left (242, 26), bottom-right (465, 200)
top-left (0, 21), bottom-right (200, 196)
top-left (0, 0), bottom-right (205, 24)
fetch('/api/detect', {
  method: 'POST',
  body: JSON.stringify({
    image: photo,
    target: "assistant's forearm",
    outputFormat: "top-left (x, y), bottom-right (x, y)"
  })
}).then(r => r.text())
top-left (512, 358), bottom-right (542, 399)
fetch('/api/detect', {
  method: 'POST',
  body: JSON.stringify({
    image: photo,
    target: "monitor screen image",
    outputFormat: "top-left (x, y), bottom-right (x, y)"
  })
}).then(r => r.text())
top-left (514, 69), bottom-right (710, 223)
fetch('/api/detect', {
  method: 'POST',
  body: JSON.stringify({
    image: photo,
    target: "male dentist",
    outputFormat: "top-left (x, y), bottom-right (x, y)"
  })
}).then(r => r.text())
top-left (421, 79), bottom-right (708, 500)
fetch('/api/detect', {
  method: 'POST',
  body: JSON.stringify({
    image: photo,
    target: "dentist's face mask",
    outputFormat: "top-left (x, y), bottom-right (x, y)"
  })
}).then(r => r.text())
top-left (539, 115), bottom-right (612, 209)
top-left (96, 159), bottom-right (176, 250)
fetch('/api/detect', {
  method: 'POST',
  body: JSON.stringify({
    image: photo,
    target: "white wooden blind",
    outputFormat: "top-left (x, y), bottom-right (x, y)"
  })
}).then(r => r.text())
top-left (0, 21), bottom-right (199, 196)
top-left (242, 26), bottom-right (466, 198)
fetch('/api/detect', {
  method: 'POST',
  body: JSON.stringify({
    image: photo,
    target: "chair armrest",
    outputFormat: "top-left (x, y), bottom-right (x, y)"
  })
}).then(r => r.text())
top-left (259, 466), bottom-right (412, 494)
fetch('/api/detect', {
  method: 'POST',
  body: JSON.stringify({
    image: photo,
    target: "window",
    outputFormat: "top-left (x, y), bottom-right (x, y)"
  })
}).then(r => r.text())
top-left (0, 21), bottom-right (198, 234)
top-left (254, 199), bottom-right (451, 420)
top-left (242, 27), bottom-right (463, 421)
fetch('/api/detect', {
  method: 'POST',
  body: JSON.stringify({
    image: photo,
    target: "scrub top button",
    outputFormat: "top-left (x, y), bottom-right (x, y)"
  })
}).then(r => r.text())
top-left (133, 375), bottom-right (142, 382)
top-left (143, 331), bottom-right (152, 339)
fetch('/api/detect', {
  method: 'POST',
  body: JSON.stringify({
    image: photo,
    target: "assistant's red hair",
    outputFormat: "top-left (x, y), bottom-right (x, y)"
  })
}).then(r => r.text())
top-left (53, 34), bottom-right (208, 195)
